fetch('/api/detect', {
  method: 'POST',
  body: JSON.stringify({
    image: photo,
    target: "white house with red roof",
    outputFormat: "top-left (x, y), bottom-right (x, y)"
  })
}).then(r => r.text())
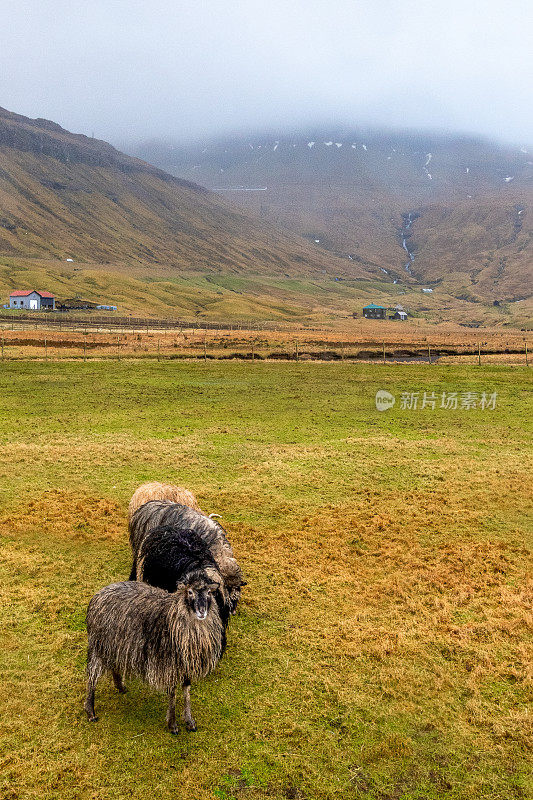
top-left (9, 290), bottom-right (55, 311)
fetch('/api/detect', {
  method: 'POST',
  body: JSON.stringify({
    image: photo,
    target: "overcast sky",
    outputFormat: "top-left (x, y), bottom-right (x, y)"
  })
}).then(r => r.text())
top-left (1, 0), bottom-right (532, 146)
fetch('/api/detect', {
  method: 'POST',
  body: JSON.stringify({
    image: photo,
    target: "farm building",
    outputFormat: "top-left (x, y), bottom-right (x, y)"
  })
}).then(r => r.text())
top-left (9, 290), bottom-right (55, 310)
top-left (391, 310), bottom-right (408, 320)
top-left (57, 298), bottom-right (99, 311)
top-left (363, 303), bottom-right (386, 319)
top-left (57, 299), bottom-right (118, 311)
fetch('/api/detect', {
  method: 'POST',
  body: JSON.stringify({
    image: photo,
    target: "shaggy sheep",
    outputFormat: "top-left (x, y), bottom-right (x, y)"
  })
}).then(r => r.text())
top-left (136, 525), bottom-right (231, 630)
top-left (85, 575), bottom-right (223, 733)
top-left (129, 500), bottom-right (245, 613)
top-left (128, 482), bottom-right (203, 523)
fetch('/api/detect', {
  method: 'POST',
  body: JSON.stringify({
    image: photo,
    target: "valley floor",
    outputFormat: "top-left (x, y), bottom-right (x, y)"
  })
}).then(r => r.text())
top-left (0, 362), bottom-right (531, 800)
top-left (1, 258), bottom-right (532, 328)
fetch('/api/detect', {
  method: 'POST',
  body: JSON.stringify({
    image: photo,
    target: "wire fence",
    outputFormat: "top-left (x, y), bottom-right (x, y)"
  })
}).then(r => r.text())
top-left (0, 328), bottom-right (529, 365)
top-left (0, 311), bottom-right (308, 335)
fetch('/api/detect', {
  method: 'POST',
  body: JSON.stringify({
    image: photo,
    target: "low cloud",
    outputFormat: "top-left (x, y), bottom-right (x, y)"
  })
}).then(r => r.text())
top-left (1, 0), bottom-right (531, 145)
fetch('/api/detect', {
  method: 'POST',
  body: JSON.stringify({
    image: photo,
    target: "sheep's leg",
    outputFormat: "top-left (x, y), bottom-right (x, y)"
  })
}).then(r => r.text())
top-left (166, 686), bottom-right (179, 734)
top-left (85, 683), bottom-right (97, 721)
top-left (182, 680), bottom-right (197, 732)
top-left (84, 649), bottom-right (103, 722)
top-left (112, 670), bottom-right (127, 694)
top-left (128, 559), bottom-right (137, 581)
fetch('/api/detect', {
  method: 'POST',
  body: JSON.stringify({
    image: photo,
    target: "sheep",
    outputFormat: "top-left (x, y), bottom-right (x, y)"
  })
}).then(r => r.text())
top-left (128, 482), bottom-right (203, 523)
top-left (129, 500), bottom-right (245, 613)
top-left (136, 524), bottom-right (231, 631)
top-left (84, 574), bottom-right (223, 733)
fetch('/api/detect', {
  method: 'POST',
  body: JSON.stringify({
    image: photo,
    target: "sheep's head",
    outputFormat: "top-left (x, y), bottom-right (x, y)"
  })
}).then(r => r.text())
top-left (177, 573), bottom-right (219, 621)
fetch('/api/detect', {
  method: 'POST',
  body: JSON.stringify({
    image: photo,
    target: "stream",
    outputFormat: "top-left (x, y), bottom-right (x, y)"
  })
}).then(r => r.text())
top-left (401, 212), bottom-right (419, 274)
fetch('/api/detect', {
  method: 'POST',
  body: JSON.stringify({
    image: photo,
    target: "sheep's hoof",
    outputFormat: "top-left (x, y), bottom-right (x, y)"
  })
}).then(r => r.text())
top-left (169, 725), bottom-right (180, 735)
top-left (118, 686), bottom-right (128, 694)
top-left (185, 720), bottom-right (197, 732)
top-left (87, 714), bottom-right (98, 722)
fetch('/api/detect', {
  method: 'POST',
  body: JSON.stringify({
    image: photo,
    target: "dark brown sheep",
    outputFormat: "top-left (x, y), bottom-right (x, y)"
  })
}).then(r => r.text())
top-left (85, 574), bottom-right (223, 733)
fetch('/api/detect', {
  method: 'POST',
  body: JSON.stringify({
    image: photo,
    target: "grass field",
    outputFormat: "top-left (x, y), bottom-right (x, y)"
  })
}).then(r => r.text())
top-left (0, 362), bottom-right (531, 800)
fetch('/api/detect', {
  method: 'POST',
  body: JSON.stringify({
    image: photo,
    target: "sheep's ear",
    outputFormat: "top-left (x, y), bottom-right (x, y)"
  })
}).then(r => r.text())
top-left (208, 582), bottom-right (220, 593)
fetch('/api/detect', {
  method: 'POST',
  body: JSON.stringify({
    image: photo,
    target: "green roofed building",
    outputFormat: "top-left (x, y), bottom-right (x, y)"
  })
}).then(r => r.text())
top-left (363, 303), bottom-right (386, 319)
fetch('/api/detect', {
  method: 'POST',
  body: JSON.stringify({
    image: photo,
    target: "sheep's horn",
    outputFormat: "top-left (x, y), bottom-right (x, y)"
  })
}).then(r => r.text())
top-left (208, 513), bottom-right (222, 519)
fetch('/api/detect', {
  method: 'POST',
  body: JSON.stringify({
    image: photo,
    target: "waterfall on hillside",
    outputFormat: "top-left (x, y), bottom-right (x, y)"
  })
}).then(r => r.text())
top-left (401, 212), bottom-right (419, 274)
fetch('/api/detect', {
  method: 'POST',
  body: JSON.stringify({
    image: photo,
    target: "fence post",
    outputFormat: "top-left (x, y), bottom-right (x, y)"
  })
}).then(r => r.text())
top-left (383, 341), bottom-right (386, 364)
top-left (117, 334), bottom-right (120, 361)
top-left (84, 339), bottom-right (87, 362)
top-left (1, 334), bottom-right (3, 360)
top-left (525, 341), bottom-right (528, 366)
top-left (157, 339), bottom-right (160, 361)
top-left (45, 337), bottom-right (47, 361)
top-left (296, 341), bottom-right (299, 362)
top-left (428, 345), bottom-right (431, 364)
top-left (478, 342), bottom-right (481, 366)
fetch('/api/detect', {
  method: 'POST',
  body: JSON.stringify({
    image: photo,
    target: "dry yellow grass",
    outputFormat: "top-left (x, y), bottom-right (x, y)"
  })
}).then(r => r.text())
top-left (0, 320), bottom-right (530, 364)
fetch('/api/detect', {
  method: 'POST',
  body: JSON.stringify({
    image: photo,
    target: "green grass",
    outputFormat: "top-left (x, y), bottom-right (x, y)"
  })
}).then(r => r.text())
top-left (0, 362), bottom-right (531, 800)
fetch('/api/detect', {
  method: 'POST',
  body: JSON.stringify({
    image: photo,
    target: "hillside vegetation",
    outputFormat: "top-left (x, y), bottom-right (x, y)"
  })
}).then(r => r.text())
top-left (0, 108), bottom-right (352, 278)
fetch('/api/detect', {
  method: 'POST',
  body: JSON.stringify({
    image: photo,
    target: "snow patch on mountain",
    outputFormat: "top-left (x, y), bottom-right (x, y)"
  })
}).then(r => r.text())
top-left (424, 153), bottom-right (433, 179)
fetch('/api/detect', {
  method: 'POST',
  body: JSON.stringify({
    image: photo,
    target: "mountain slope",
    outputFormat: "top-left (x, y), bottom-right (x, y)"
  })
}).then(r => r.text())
top-left (0, 108), bottom-right (358, 278)
top-left (0, 108), bottom-right (530, 324)
top-left (134, 129), bottom-right (532, 305)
